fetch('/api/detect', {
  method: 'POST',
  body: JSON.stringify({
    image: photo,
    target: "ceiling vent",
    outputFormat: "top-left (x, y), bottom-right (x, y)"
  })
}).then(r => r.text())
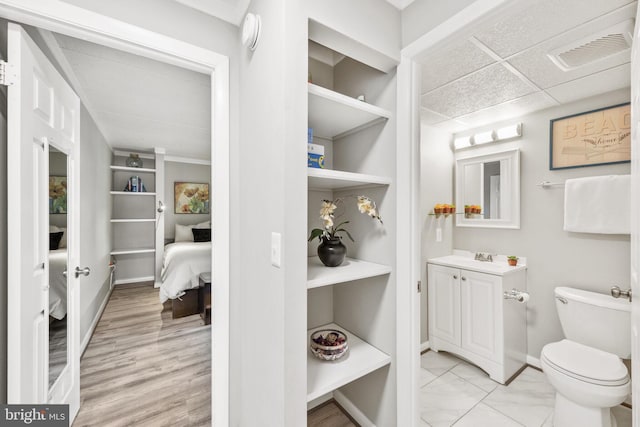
top-left (547, 19), bottom-right (634, 71)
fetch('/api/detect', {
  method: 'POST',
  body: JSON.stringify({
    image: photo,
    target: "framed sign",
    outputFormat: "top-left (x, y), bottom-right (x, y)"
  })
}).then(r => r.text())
top-left (550, 103), bottom-right (630, 170)
top-left (174, 182), bottom-right (209, 214)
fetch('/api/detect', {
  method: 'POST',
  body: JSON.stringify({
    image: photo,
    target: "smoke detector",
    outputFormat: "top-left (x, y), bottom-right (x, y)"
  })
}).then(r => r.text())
top-left (547, 19), bottom-right (634, 71)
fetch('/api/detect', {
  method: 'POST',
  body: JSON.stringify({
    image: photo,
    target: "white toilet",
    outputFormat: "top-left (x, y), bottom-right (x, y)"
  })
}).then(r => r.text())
top-left (541, 287), bottom-right (631, 427)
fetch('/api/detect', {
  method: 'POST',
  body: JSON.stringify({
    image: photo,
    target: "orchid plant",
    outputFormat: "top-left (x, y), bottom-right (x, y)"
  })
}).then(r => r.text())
top-left (308, 195), bottom-right (383, 242)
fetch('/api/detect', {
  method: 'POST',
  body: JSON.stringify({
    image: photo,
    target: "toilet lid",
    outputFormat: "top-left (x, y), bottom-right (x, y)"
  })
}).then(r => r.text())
top-left (542, 340), bottom-right (629, 386)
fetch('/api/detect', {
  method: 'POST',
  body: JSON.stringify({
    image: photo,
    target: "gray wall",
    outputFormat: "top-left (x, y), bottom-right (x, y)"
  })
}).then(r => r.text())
top-left (164, 161), bottom-right (210, 240)
top-left (451, 89), bottom-right (631, 359)
top-left (419, 124), bottom-right (454, 344)
top-left (79, 105), bottom-right (112, 341)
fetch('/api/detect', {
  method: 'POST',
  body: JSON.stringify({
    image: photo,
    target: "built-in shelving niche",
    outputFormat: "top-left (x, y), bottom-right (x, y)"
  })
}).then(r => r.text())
top-left (110, 153), bottom-right (157, 282)
top-left (306, 32), bottom-right (398, 425)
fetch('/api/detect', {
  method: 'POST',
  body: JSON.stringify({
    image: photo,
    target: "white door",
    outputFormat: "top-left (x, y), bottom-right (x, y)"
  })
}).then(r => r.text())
top-left (428, 264), bottom-right (461, 346)
top-left (6, 22), bottom-right (81, 419)
top-left (460, 271), bottom-right (501, 362)
top-left (630, 6), bottom-right (640, 423)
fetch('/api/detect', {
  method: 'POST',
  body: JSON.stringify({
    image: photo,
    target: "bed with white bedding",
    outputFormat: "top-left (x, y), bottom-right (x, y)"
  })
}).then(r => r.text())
top-left (159, 241), bottom-right (211, 303)
top-left (49, 249), bottom-right (67, 320)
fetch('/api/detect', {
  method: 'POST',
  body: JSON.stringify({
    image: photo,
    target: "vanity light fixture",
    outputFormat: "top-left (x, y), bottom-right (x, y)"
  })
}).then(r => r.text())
top-left (454, 136), bottom-right (472, 150)
top-left (473, 130), bottom-right (495, 145)
top-left (454, 123), bottom-right (523, 150)
top-left (496, 123), bottom-right (522, 141)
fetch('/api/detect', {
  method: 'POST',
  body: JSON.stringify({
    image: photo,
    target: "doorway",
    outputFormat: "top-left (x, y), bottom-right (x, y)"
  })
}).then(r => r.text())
top-left (0, 3), bottom-right (230, 426)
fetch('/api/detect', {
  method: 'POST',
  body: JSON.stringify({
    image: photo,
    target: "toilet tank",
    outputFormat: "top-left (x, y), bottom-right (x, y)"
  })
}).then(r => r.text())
top-left (555, 287), bottom-right (631, 358)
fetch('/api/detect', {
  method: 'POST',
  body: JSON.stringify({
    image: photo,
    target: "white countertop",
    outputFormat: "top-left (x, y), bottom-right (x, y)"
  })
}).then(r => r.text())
top-left (428, 251), bottom-right (526, 276)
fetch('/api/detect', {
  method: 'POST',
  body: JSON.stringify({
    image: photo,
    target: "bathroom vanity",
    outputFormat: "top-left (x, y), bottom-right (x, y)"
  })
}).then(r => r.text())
top-left (427, 250), bottom-right (528, 384)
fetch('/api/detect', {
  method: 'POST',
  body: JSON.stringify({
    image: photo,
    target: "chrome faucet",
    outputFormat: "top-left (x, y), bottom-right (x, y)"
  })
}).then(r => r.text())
top-left (474, 252), bottom-right (493, 262)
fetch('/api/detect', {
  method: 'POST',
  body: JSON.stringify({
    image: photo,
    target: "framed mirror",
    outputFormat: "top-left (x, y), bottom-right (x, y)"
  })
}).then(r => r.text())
top-left (49, 146), bottom-right (69, 390)
top-left (455, 148), bottom-right (520, 229)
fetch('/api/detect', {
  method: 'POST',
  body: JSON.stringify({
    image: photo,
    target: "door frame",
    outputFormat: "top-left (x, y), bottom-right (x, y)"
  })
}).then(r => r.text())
top-left (397, 0), bottom-right (521, 425)
top-left (0, 1), bottom-right (231, 425)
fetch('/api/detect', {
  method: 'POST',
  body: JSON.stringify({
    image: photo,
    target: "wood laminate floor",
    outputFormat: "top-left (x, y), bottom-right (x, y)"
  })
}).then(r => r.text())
top-left (308, 401), bottom-right (357, 427)
top-left (74, 282), bottom-right (211, 427)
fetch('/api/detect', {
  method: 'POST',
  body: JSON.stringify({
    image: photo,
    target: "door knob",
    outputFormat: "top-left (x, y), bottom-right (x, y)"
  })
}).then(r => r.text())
top-left (461, 277), bottom-right (467, 281)
top-left (453, 275), bottom-right (458, 279)
top-left (75, 266), bottom-right (91, 278)
top-left (611, 286), bottom-right (632, 302)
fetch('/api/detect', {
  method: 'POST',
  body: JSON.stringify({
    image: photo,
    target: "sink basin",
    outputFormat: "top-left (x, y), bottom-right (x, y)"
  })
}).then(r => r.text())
top-left (427, 254), bottom-right (525, 276)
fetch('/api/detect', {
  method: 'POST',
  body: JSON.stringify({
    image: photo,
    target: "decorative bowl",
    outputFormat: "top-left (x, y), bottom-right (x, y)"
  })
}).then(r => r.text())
top-left (310, 329), bottom-right (348, 361)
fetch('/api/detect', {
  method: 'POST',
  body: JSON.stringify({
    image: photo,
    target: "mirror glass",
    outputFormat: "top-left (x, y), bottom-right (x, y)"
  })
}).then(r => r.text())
top-left (49, 147), bottom-right (68, 388)
top-left (455, 148), bottom-right (520, 229)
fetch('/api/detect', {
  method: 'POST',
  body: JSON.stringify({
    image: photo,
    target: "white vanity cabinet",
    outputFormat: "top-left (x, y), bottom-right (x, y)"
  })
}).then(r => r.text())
top-left (428, 255), bottom-right (527, 384)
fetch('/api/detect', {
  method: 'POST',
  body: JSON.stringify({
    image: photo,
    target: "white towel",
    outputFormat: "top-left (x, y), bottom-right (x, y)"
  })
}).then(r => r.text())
top-left (564, 175), bottom-right (630, 234)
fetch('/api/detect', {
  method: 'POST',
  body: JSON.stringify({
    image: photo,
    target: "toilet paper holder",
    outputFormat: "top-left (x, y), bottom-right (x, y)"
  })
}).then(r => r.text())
top-left (503, 288), bottom-right (529, 303)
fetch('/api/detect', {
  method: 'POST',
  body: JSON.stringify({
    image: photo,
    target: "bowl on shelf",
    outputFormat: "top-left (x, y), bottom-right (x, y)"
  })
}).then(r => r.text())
top-left (310, 329), bottom-right (348, 361)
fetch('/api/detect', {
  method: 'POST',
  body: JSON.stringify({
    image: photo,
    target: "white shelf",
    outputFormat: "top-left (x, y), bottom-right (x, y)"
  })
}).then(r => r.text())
top-left (110, 248), bottom-right (155, 256)
top-left (308, 168), bottom-right (391, 190)
top-left (307, 257), bottom-right (391, 289)
top-left (110, 218), bottom-right (156, 223)
top-left (110, 165), bottom-right (156, 173)
top-left (307, 322), bottom-right (391, 402)
top-left (308, 83), bottom-right (392, 139)
top-left (110, 191), bottom-right (156, 196)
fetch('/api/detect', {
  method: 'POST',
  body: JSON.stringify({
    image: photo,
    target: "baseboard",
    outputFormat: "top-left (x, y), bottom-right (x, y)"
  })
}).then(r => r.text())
top-left (420, 341), bottom-right (430, 353)
top-left (334, 390), bottom-right (376, 427)
top-left (526, 355), bottom-right (541, 370)
top-left (113, 275), bottom-right (154, 285)
top-left (80, 286), bottom-right (113, 356)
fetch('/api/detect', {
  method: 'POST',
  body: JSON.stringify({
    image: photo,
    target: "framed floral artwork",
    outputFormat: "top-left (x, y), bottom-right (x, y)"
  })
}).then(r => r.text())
top-left (49, 176), bottom-right (67, 214)
top-left (174, 182), bottom-right (209, 214)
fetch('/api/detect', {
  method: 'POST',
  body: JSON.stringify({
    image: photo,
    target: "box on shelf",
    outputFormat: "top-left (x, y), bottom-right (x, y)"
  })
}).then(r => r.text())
top-left (308, 143), bottom-right (325, 169)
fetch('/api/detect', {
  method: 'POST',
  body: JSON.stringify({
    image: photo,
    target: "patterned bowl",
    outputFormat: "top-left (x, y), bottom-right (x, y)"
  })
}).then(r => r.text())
top-left (310, 329), bottom-right (348, 361)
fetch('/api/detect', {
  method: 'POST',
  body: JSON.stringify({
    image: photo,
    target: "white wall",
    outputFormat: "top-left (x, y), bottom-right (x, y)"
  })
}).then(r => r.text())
top-left (0, 93), bottom-right (6, 404)
top-left (401, 0), bottom-right (476, 47)
top-left (78, 105), bottom-right (113, 342)
top-left (164, 161), bottom-right (211, 240)
top-left (419, 124), bottom-right (454, 344)
top-left (451, 89), bottom-right (631, 358)
top-left (235, 0), bottom-right (307, 424)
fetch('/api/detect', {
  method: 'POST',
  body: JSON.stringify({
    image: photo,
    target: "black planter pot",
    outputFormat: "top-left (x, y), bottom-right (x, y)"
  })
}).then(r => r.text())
top-left (317, 236), bottom-right (346, 267)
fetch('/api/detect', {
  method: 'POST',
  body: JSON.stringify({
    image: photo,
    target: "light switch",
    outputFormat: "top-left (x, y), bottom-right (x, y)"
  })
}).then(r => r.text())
top-left (436, 227), bottom-right (442, 242)
top-left (271, 232), bottom-right (282, 268)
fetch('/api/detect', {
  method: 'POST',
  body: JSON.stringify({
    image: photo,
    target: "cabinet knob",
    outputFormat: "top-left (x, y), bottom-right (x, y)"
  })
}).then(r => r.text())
top-left (461, 277), bottom-right (467, 281)
top-left (453, 275), bottom-right (458, 279)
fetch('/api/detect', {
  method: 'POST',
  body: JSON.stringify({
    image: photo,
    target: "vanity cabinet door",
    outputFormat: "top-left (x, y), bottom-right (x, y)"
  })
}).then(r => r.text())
top-left (428, 264), bottom-right (461, 346)
top-left (460, 270), bottom-right (502, 362)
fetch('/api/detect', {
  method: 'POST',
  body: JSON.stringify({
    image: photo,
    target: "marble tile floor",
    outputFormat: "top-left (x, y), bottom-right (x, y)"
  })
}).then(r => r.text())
top-left (419, 350), bottom-right (632, 427)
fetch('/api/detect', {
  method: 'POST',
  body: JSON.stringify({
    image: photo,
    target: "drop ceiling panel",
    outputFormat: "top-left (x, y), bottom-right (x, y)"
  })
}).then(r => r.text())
top-left (454, 92), bottom-right (557, 130)
top-left (420, 108), bottom-right (451, 126)
top-left (421, 63), bottom-right (536, 118)
top-left (545, 64), bottom-right (630, 104)
top-left (420, 40), bottom-right (496, 92)
top-left (473, 0), bottom-right (635, 58)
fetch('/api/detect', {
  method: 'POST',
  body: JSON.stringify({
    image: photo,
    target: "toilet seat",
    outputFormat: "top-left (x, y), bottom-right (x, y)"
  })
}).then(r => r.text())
top-left (541, 340), bottom-right (629, 386)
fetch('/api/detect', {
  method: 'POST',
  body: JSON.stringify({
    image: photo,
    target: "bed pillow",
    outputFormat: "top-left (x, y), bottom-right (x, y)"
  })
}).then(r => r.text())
top-left (58, 227), bottom-right (67, 248)
top-left (175, 224), bottom-right (195, 242)
top-left (197, 220), bottom-right (211, 228)
top-left (50, 232), bottom-right (64, 250)
top-left (192, 228), bottom-right (211, 242)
